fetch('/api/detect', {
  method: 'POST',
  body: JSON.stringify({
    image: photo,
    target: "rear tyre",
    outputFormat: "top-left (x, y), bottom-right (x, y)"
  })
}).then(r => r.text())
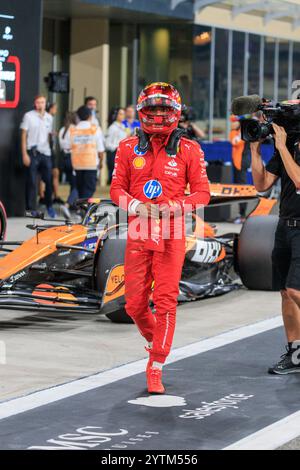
top-left (95, 228), bottom-right (133, 323)
top-left (237, 215), bottom-right (279, 290)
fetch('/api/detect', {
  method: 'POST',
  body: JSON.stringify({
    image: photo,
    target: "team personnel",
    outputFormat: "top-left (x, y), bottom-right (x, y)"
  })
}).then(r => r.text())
top-left (65, 106), bottom-right (105, 199)
top-left (251, 123), bottom-right (300, 374)
top-left (84, 96), bottom-right (106, 178)
top-left (229, 115), bottom-right (251, 223)
top-left (105, 108), bottom-right (127, 184)
top-left (84, 96), bottom-right (100, 127)
top-left (110, 83), bottom-right (210, 394)
top-left (20, 95), bottom-right (56, 218)
top-left (123, 104), bottom-right (140, 136)
top-left (46, 102), bottom-right (64, 205)
top-left (58, 111), bottom-right (78, 210)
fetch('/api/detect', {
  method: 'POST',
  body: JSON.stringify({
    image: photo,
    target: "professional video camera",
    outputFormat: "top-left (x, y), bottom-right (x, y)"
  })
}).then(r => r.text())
top-left (231, 94), bottom-right (300, 142)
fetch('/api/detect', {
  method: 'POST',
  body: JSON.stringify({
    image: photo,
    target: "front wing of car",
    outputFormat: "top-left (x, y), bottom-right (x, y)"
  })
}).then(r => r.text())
top-left (0, 282), bottom-right (102, 313)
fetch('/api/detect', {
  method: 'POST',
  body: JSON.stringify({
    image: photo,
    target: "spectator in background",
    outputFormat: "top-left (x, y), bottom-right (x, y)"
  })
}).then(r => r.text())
top-left (46, 102), bottom-right (64, 205)
top-left (123, 104), bottom-right (140, 136)
top-left (58, 111), bottom-right (79, 217)
top-left (229, 115), bottom-right (251, 224)
top-left (178, 106), bottom-right (206, 141)
top-left (84, 96), bottom-right (105, 180)
top-left (84, 96), bottom-right (100, 127)
top-left (20, 95), bottom-right (56, 218)
top-left (65, 106), bottom-right (105, 199)
top-left (47, 102), bottom-right (57, 117)
top-left (105, 107), bottom-right (127, 184)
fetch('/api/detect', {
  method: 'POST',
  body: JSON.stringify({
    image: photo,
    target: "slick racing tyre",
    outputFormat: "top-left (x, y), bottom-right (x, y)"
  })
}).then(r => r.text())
top-left (237, 215), bottom-right (279, 291)
top-left (0, 201), bottom-right (7, 241)
top-left (95, 226), bottom-right (133, 324)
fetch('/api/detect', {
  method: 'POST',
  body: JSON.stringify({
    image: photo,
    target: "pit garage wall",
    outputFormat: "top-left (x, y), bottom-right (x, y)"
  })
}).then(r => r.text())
top-left (0, 0), bottom-right (42, 216)
top-left (69, 18), bottom-right (110, 132)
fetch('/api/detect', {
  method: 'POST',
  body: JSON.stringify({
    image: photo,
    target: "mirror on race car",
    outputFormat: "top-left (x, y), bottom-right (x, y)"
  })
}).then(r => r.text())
top-left (25, 210), bottom-right (45, 220)
top-left (87, 204), bottom-right (121, 228)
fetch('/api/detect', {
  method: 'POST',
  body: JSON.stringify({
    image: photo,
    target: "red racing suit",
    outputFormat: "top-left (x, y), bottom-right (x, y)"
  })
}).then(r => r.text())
top-left (110, 132), bottom-right (210, 363)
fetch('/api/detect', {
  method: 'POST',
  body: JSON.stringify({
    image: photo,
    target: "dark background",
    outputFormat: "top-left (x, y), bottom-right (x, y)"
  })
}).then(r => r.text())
top-left (0, 0), bottom-right (42, 216)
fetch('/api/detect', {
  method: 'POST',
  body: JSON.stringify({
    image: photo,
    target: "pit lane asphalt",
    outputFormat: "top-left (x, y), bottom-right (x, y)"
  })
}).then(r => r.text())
top-left (0, 217), bottom-right (295, 450)
top-left (0, 319), bottom-right (297, 450)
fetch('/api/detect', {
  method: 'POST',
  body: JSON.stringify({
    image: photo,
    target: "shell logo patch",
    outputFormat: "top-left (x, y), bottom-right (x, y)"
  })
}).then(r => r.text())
top-left (133, 156), bottom-right (146, 170)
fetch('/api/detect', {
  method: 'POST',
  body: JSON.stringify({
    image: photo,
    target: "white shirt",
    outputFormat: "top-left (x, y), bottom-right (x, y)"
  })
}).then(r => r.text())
top-left (91, 115), bottom-right (106, 150)
top-left (20, 110), bottom-right (53, 156)
top-left (105, 121), bottom-right (127, 152)
top-left (58, 126), bottom-right (71, 154)
top-left (91, 114), bottom-right (100, 127)
top-left (64, 121), bottom-right (105, 154)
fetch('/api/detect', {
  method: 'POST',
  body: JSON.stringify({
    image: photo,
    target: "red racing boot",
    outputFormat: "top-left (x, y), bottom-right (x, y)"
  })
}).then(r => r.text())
top-left (146, 366), bottom-right (165, 394)
top-left (145, 346), bottom-right (153, 373)
top-left (145, 346), bottom-right (165, 394)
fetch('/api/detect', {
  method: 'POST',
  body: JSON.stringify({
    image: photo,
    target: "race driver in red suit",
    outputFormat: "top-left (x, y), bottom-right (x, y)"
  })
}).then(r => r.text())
top-left (110, 82), bottom-right (210, 394)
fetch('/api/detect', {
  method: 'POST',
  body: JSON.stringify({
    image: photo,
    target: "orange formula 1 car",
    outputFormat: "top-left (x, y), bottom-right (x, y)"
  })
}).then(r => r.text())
top-left (0, 185), bottom-right (278, 323)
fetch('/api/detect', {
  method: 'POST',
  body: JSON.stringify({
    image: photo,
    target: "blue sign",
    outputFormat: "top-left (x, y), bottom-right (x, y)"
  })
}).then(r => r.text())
top-left (143, 180), bottom-right (162, 199)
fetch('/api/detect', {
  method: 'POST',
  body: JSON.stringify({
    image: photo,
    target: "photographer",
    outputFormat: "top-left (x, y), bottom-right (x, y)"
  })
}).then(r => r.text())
top-left (251, 123), bottom-right (300, 374)
top-left (178, 106), bottom-right (206, 141)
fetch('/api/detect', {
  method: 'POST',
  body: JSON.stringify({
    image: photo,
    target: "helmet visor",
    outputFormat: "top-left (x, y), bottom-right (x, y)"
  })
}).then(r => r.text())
top-left (137, 95), bottom-right (181, 112)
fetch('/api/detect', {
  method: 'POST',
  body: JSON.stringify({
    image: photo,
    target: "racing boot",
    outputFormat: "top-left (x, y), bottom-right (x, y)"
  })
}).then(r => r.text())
top-left (268, 344), bottom-right (300, 375)
top-left (146, 366), bottom-right (165, 394)
top-left (145, 346), bottom-right (153, 373)
top-left (145, 343), bottom-right (165, 393)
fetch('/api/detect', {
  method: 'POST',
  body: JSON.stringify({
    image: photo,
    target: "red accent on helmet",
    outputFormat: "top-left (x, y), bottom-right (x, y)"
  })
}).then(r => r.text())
top-left (137, 82), bottom-right (182, 134)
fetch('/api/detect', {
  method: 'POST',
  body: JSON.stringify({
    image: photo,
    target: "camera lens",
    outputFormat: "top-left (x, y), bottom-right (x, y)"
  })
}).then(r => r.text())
top-left (241, 119), bottom-right (273, 142)
top-left (241, 120), bottom-right (261, 142)
top-left (246, 121), bottom-right (261, 141)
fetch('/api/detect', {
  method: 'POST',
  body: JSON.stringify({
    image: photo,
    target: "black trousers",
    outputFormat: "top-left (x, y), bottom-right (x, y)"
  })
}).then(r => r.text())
top-left (272, 220), bottom-right (300, 291)
top-left (106, 150), bottom-right (116, 185)
top-left (75, 170), bottom-right (97, 199)
top-left (25, 150), bottom-right (53, 210)
top-left (63, 154), bottom-right (78, 206)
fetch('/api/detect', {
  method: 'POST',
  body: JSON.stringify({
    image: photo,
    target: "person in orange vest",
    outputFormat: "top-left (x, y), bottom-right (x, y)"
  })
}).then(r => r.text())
top-left (229, 115), bottom-right (251, 223)
top-left (65, 106), bottom-right (105, 199)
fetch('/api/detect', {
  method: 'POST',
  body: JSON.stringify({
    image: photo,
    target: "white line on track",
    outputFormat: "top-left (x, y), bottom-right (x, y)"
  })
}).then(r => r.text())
top-left (0, 315), bottom-right (282, 422)
top-left (224, 411), bottom-right (300, 450)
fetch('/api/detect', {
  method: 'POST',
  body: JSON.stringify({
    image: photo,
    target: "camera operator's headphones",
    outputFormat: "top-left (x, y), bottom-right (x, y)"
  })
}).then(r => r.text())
top-left (136, 128), bottom-right (188, 157)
